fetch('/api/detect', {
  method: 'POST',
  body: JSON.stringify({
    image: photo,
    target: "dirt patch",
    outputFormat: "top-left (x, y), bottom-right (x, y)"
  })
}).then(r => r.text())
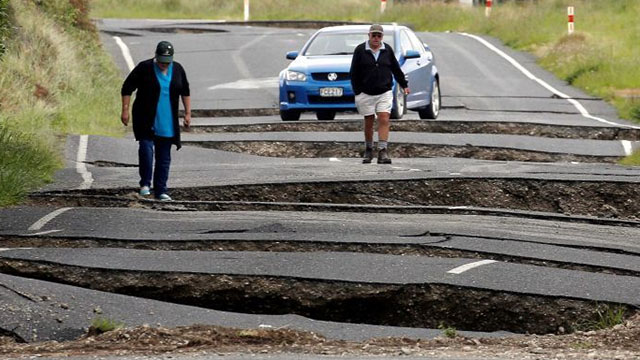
top-left (186, 141), bottom-right (621, 163)
top-left (1, 315), bottom-right (639, 359)
top-left (190, 120), bottom-right (640, 141)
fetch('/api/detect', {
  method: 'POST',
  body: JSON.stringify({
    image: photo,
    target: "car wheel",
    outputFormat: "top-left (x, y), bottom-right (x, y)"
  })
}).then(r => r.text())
top-left (280, 109), bottom-right (301, 121)
top-left (419, 78), bottom-right (440, 120)
top-left (316, 110), bottom-right (336, 120)
top-left (390, 85), bottom-right (406, 120)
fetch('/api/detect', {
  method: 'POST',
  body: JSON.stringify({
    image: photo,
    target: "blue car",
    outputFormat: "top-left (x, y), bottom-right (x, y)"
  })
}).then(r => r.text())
top-left (279, 24), bottom-right (440, 121)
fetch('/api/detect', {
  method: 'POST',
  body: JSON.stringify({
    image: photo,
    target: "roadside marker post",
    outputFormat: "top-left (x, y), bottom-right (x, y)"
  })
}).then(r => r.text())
top-left (485, 0), bottom-right (492, 18)
top-left (244, 0), bottom-right (250, 21)
top-left (381, 0), bottom-right (387, 13)
top-left (568, 6), bottom-right (575, 35)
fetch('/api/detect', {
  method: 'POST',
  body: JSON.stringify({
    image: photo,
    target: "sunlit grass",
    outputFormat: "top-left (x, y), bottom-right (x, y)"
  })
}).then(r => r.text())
top-left (0, 0), bottom-right (122, 206)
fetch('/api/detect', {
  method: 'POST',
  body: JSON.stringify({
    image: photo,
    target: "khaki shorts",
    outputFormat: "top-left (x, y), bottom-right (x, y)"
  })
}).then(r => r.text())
top-left (355, 90), bottom-right (393, 116)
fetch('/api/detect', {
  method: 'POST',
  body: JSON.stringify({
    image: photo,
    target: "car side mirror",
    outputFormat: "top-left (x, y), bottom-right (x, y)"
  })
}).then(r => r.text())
top-left (286, 51), bottom-right (299, 60)
top-left (404, 49), bottom-right (420, 59)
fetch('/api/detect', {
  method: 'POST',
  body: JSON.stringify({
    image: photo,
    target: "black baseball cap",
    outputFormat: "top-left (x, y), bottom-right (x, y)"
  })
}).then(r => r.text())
top-left (155, 41), bottom-right (174, 63)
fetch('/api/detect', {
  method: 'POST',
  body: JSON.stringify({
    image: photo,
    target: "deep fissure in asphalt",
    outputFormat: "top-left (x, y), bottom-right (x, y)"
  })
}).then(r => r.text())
top-left (188, 120), bottom-right (640, 141)
top-left (0, 259), bottom-right (632, 335)
top-left (1, 236), bottom-right (636, 277)
top-left (185, 141), bottom-right (620, 163)
top-left (33, 178), bottom-right (640, 220)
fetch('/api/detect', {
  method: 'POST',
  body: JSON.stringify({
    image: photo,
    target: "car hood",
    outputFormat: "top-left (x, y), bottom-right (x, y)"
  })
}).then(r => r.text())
top-left (289, 55), bottom-right (353, 73)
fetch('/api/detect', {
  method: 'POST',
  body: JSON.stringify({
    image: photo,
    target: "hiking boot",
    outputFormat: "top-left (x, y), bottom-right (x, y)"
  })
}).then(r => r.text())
top-left (362, 147), bottom-right (373, 164)
top-left (377, 148), bottom-right (392, 164)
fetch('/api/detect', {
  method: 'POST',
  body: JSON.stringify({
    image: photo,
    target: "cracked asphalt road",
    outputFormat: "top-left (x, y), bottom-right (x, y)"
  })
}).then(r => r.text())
top-left (1, 19), bottom-right (639, 360)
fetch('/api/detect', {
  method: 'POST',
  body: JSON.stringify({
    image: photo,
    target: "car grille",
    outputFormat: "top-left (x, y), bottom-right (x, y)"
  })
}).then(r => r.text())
top-left (308, 95), bottom-right (355, 104)
top-left (311, 72), bottom-right (350, 82)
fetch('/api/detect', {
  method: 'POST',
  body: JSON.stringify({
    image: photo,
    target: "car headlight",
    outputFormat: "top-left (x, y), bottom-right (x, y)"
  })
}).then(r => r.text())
top-left (285, 70), bottom-right (307, 82)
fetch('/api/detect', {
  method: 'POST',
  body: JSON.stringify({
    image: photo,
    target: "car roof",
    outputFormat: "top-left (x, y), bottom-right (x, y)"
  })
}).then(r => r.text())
top-left (315, 24), bottom-right (406, 34)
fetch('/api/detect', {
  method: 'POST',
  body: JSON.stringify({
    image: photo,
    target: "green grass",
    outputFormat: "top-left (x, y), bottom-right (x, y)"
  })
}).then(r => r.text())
top-left (575, 303), bottom-right (627, 332)
top-left (89, 316), bottom-right (125, 334)
top-left (0, 0), bottom-right (123, 206)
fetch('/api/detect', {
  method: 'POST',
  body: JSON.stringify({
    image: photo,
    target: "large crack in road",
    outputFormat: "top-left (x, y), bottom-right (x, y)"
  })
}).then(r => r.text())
top-left (31, 178), bottom-right (640, 220)
top-left (0, 259), bottom-right (633, 335)
top-left (185, 141), bottom-right (621, 163)
top-left (189, 120), bottom-right (640, 141)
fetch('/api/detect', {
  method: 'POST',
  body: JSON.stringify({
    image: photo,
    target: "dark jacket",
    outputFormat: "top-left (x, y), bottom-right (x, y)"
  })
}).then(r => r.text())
top-left (121, 59), bottom-right (190, 149)
top-left (350, 42), bottom-right (408, 96)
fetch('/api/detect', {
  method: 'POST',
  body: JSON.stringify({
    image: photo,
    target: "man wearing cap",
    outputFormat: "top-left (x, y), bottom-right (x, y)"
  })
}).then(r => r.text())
top-left (121, 40), bottom-right (191, 201)
top-left (350, 24), bottom-right (409, 164)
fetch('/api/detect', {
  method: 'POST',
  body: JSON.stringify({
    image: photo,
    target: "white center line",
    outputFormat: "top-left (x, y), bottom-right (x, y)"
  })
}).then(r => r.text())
top-left (621, 140), bottom-right (633, 156)
top-left (447, 260), bottom-right (497, 274)
top-left (113, 36), bottom-right (135, 72)
top-left (460, 33), bottom-right (640, 130)
top-left (75, 135), bottom-right (94, 190)
top-left (27, 229), bottom-right (63, 236)
top-left (28, 208), bottom-right (73, 231)
top-left (329, 157), bottom-right (342, 162)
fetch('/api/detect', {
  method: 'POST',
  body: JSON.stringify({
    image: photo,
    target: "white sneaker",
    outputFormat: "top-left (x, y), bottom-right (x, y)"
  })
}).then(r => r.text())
top-left (139, 186), bottom-right (151, 196)
top-left (157, 194), bottom-right (172, 201)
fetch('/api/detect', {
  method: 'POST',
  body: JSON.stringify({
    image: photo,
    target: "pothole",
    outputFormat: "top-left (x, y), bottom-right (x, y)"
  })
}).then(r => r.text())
top-left (30, 178), bottom-right (640, 220)
top-left (189, 120), bottom-right (640, 141)
top-left (0, 260), bottom-right (634, 335)
top-left (184, 141), bottom-right (621, 163)
top-left (0, 236), bottom-right (637, 277)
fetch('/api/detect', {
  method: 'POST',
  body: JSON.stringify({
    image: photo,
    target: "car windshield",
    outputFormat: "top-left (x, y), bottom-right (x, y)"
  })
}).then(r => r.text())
top-left (303, 32), bottom-right (395, 56)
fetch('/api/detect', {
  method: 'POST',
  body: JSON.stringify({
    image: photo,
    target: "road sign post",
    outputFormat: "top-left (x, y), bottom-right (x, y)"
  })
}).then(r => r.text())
top-left (568, 6), bottom-right (575, 35)
top-left (244, 0), bottom-right (250, 21)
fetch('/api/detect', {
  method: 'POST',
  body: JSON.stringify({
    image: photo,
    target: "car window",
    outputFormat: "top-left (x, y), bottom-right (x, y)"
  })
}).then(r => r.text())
top-left (399, 31), bottom-right (414, 54)
top-left (303, 32), bottom-right (396, 56)
top-left (407, 31), bottom-right (426, 55)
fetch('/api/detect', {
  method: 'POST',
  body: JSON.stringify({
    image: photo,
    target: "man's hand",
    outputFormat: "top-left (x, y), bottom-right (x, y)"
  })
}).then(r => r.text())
top-left (183, 113), bottom-right (191, 128)
top-left (121, 111), bottom-right (129, 126)
top-left (404, 87), bottom-right (411, 95)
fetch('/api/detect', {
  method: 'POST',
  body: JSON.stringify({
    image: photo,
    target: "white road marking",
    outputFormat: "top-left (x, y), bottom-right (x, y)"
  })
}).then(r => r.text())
top-left (28, 208), bottom-right (72, 231)
top-left (447, 260), bottom-right (497, 274)
top-left (27, 230), bottom-right (63, 236)
top-left (76, 135), bottom-right (94, 190)
top-left (409, 168), bottom-right (421, 172)
top-left (621, 140), bottom-right (633, 156)
top-left (233, 32), bottom-right (270, 78)
top-left (113, 36), bottom-right (135, 71)
top-left (208, 77), bottom-right (279, 90)
top-left (329, 157), bottom-right (342, 162)
top-left (0, 248), bottom-right (32, 252)
top-left (460, 33), bottom-right (640, 130)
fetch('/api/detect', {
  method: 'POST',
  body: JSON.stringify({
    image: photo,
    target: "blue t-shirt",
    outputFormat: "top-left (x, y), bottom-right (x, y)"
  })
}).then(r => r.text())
top-left (153, 62), bottom-right (174, 138)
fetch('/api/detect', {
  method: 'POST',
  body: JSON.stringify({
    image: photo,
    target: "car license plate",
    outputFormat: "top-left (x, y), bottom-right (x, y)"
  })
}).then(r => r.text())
top-left (319, 87), bottom-right (343, 97)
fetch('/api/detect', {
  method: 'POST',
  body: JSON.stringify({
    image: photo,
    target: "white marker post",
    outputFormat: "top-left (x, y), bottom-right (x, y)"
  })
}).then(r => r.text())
top-left (381, 0), bottom-right (387, 13)
top-left (568, 6), bottom-right (575, 35)
top-left (244, 0), bottom-right (250, 21)
top-left (485, 0), bottom-right (492, 18)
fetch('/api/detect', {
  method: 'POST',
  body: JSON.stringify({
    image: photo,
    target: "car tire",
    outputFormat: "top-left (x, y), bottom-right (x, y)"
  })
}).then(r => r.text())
top-left (280, 109), bottom-right (301, 121)
top-left (418, 78), bottom-right (440, 120)
top-left (390, 86), bottom-right (406, 120)
top-left (316, 110), bottom-right (336, 120)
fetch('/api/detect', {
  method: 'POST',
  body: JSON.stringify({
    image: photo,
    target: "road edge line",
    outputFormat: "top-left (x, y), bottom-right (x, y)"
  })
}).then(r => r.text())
top-left (447, 260), bottom-right (497, 274)
top-left (459, 32), bottom-right (640, 130)
top-left (113, 36), bottom-right (135, 72)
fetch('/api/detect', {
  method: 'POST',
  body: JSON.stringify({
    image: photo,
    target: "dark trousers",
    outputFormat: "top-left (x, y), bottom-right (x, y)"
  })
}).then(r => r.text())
top-left (138, 137), bottom-right (172, 196)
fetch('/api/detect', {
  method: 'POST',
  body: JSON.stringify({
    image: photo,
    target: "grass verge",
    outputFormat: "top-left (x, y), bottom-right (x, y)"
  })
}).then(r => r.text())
top-left (0, 0), bottom-right (123, 206)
